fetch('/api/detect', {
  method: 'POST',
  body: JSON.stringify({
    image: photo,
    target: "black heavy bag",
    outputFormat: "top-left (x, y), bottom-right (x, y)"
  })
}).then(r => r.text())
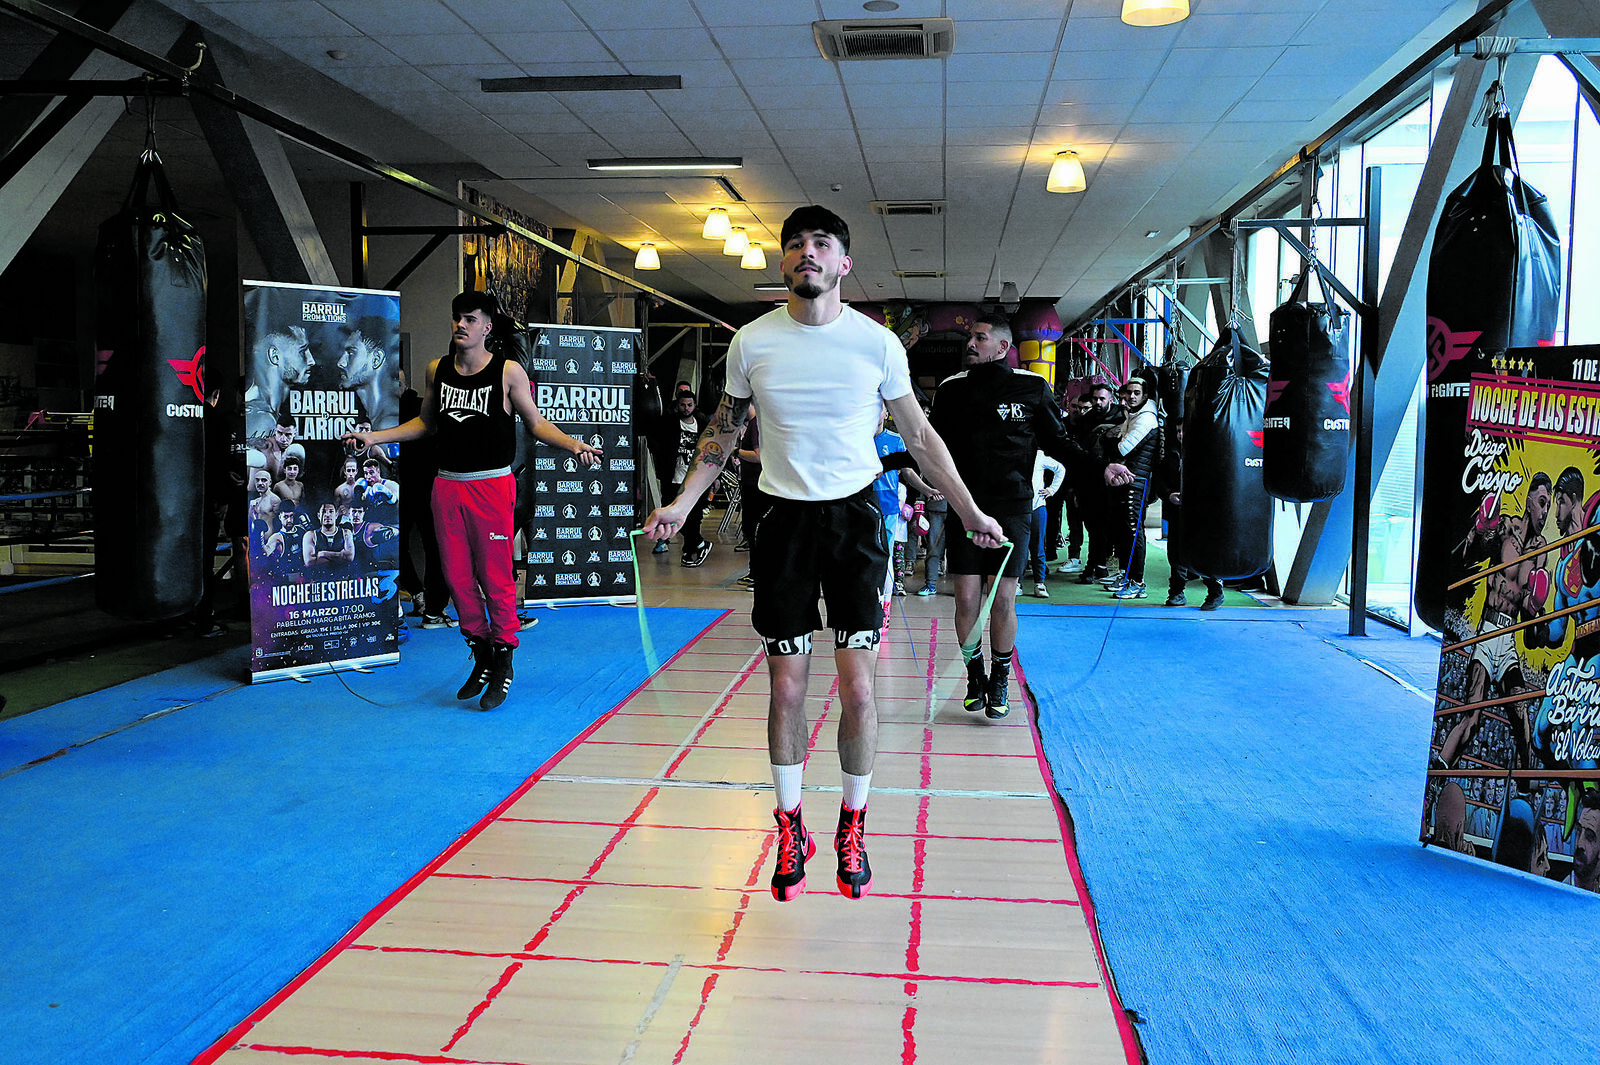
top-left (1418, 110), bottom-right (1561, 629)
top-left (93, 150), bottom-right (208, 620)
top-left (1263, 266), bottom-right (1351, 502)
top-left (1157, 358), bottom-right (1188, 451)
top-left (1180, 329), bottom-right (1271, 580)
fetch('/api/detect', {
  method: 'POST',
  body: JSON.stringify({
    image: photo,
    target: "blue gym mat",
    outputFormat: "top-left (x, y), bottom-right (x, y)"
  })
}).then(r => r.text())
top-left (0, 605), bottom-right (721, 1065)
top-left (1016, 605), bottom-right (1600, 1065)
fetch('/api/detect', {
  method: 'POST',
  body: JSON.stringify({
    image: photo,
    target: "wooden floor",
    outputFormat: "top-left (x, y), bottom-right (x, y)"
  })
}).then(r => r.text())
top-left (199, 542), bottom-right (1135, 1065)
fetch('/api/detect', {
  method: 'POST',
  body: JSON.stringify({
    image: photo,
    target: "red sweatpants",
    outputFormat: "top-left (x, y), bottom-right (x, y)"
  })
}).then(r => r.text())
top-left (432, 474), bottom-right (519, 647)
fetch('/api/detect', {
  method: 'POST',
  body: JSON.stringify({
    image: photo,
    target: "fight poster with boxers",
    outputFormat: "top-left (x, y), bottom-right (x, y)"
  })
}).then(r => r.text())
top-left (1420, 344), bottom-right (1600, 894)
top-left (241, 280), bottom-right (404, 682)
top-left (520, 324), bottom-right (639, 605)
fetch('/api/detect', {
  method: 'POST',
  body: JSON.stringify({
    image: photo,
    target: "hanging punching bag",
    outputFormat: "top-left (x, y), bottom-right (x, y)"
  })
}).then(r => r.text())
top-left (1418, 108), bottom-right (1561, 629)
top-left (93, 149), bottom-right (208, 620)
top-left (1263, 265), bottom-right (1351, 503)
top-left (1180, 329), bottom-right (1271, 579)
top-left (1157, 357), bottom-right (1188, 446)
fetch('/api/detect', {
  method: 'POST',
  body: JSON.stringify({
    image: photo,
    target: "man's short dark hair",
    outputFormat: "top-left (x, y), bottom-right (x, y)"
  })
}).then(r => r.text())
top-left (363, 457), bottom-right (381, 470)
top-left (974, 313), bottom-right (1013, 346)
top-left (451, 290), bottom-right (501, 319)
top-left (1556, 466), bottom-right (1585, 501)
top-left (780, 205), bottom-right (850, 254)
top-left (1090, 381), bottom-right (1114, 395)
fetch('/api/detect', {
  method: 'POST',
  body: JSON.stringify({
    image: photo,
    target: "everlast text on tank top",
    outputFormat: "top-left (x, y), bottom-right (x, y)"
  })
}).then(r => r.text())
top-left (433, 354), bottom-right (516, 476)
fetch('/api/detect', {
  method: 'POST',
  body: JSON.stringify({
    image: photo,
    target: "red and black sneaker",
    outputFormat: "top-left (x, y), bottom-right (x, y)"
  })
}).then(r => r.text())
top-left (771, 806), bottom-right (816, 902)
top-left (834, 805), bottom-right (872, 899)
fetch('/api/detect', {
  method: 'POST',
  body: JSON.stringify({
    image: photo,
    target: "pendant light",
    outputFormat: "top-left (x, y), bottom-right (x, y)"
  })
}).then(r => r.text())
top-left (1047, 151), bottom-right (1087, 193)
top-left (634, 244), bottom-right (660, 270)
top-left (740, 242), bottom-right (767, 270)
top-left (702, 207), bottom-right (731, 240)
top-left (1120, 0), bottom-right (1189, 27)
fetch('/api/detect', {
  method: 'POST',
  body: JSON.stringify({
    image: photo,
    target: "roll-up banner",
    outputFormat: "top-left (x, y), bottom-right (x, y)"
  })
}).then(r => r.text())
top-left (1420, 344), bottom-right (1600, 893)
top-left (242, 281), bottom-right (403, 682)
top-left (518, 324), bottom-right (641, 605)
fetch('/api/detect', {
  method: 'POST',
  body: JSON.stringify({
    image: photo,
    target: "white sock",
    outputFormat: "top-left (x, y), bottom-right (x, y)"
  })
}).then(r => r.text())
top-left (841, 770), bottom-right (872, 811)
top-left (772, 761), bottom-right (804, 812)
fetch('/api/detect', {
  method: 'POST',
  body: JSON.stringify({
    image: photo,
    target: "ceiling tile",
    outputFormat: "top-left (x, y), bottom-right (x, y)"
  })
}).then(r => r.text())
top-left (204, 0), bottom-right (359, 38)
top-left (567, 0), bottom-right (705, 29)
top-left (712, 24), bottom-right (823, 59)
top-left (320, 0), bottom-right (469, 35)
top-left (602, 28), bottom-right (725, 63)
top-left (945, 51), bottom-right (1056, 83)
top-left (494, 30), bottom-right (615, 65)
top-left (443, 0), bottom-right (586, 32)
top-left (954, 19), bottom-right (1066, 54)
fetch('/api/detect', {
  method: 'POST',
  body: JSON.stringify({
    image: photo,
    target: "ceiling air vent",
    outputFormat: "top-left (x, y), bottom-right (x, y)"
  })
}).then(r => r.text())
top-left (813, 19), bottom-right (956, 61)
top-left (893, 270), bottom-right (946, 279)
top-left (869, 200), bottom-right (946, 217)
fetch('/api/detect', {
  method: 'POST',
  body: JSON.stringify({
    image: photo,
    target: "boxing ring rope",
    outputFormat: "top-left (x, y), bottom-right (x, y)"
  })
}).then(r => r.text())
top-left (1445, 520), bottom-right (1600, 591)
top-left (1431, 690), bottom-right (1546, 718)
top-left (0, 486), bottom-right (92, 549)
top-left (1441, 599), bottom-right (1594, 654)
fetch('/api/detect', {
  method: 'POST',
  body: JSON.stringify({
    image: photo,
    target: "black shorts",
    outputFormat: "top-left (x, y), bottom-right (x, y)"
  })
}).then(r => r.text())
top-left (946, 511), bottom-right (1031, 578)
top-left (751, 488), bottom-right (888, 640)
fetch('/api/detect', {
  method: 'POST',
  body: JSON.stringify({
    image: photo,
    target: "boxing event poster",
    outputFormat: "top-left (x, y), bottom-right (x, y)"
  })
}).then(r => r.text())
top-left (242, 281), bottom-right (403, 682)
top-left (1420, 344), bottom-right (1600, 893)
top-left (518, 324), bottom-right (639, 604)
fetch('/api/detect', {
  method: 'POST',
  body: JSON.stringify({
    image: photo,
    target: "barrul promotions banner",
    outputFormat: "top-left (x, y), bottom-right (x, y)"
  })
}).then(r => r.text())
top-left (242, 281), bottom-right (403, 682)
top-left (1420, 344), bottom-right (1600, 893)
top-left (520, 324), bottom-right (640, 604)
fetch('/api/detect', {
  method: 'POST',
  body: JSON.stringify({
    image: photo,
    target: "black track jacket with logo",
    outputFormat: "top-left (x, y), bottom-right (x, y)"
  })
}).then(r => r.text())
top-left (930, 360), bottom-right (1080, 518)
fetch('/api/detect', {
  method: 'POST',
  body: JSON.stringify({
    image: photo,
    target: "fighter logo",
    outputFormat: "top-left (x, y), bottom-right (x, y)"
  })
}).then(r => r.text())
top-left (1247, 430), bottom-right (1264, 449)
top-left (535, 331), bottom-right (550, 347)
top-left (995, 402), bottom-right (1025, 421)
top-left (1327, 364), bottom-right (1353, 415)
top-left (1266, 378), bottom-right (1289, 410)
top-left (168, 345), bottom-right (206, 402)
top-left (562, 504), bottom-right (577, 519)
top-left (1425, 316), bottom-right (1481, 382)
top-left (566, 359), bottom-right (580, 374)
top-left (561, 551), bottom-right (576, 565)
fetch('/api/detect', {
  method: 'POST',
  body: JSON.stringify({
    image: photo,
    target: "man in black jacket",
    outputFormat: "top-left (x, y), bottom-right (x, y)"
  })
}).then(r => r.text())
top-left (930, 314), bottom-right (1079, 719)
top-left (1073, 380), bottom-right (1121, 584)
top-left (648, 389), bottom-right (714, 566)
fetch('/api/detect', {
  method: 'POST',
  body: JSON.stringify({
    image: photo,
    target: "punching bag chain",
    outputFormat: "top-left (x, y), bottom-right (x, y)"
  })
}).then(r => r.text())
top-left (1227, 228), bottom-right (1241, 331)
top-left (1475, 77), bottom-right (1509, 126)
top-left (142, 76), bottom-right (158, 154)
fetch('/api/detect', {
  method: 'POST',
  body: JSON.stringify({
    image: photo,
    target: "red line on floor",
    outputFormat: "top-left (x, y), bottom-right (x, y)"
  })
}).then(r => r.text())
top-left (1016, 656), bottom-right (1145, 1065)
top-left (438, 960), bottom-right (522, 1054)
top-left (900, 986), bottom-right (919, 1065)
top-left (670, 814), bottom-right (776, 1063)
top-left (659, 651), bottom-right (766, 779)
top-left (521, 785), bottom-right (661, 952)
top-left (241, 1044), bottom-right (522, 1063)
top-left (187, 614), bottom-right (732, 1065)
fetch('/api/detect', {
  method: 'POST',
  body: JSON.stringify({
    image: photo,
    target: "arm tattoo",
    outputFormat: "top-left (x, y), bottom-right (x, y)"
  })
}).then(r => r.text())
top-left (697, 440), bottom-right (726, 468)
top-left (710, 395), bottom-right (752, 435)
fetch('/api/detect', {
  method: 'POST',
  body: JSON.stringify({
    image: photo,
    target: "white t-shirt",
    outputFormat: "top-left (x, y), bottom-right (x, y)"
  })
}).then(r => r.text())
top-left (726, 305), bottom-right (913, 501)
